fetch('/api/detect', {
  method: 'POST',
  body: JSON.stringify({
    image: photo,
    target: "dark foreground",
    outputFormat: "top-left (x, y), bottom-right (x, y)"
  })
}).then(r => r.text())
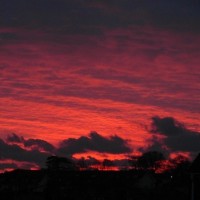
top-left (0, 169), bottom-right (198, 200)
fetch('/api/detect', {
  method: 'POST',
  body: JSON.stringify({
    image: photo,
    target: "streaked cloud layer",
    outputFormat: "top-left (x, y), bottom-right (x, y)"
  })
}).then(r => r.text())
top-left (0, 0), bottom-right (199, 170)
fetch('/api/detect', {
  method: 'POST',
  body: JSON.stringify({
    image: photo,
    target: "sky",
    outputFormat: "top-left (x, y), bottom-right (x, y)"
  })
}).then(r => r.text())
top-left (0, 0), bottom-right (200, 171)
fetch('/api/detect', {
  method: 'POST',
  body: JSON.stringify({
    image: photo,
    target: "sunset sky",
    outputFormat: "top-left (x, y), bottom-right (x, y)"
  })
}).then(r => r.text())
top-left (0, 0), bottom-right (200, 171)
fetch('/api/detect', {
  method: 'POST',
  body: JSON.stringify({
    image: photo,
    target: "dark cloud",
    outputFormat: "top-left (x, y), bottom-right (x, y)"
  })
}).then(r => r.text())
top-left (6, 133), bottom-right (55, 153)
top-left (0, 162), bottom-right (18, 170)
top-left (1, 132), bottom-right (131, 171)
top-left (0, 139), bottom-right (50, 167)
top-left (0, 160), bottom-right (36, 171)
top-left (6, 133), bottom-right (24, 143)
top-left (0, 0), bottom-right (200, 33)
top-left (141, 136), bottom-right (164, 153)
top-left (149, 116), bottom-right (200, 154)
top-left (58, 131), bottom-right (132, 155)
top-left (19, 162), bottom-right (38, 170)
top-left (24, 139), bottom-right (55, 152)
top-left (0, 32), bottom-right (19, 41)
top-left (150, 116), bottom-right (186, 136)
top-left (0, 0), bottom-right (105, 34)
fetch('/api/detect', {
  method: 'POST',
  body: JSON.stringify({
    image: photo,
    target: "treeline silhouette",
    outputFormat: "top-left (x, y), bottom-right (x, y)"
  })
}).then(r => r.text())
top-left (45, 151), bottom-right (191, 173)
top-left (0, 151), bottom-right (198, 200)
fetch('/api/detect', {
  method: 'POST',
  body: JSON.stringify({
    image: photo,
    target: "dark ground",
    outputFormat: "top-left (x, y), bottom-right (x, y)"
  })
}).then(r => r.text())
top-left (0, 169), bottom-right (197, 200)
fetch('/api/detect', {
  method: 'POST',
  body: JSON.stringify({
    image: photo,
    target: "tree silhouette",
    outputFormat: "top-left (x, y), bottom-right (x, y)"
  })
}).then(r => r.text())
top-left (46, 156), bottom-right (77, 170)
top-left (77, 157), bottom-right (88, 170)
top-left (137, 151), bottom-right (165, 171)
top-left (102, 159), bottom-right (115, 170)
top-left (128, 155), bottom-right (140, 170)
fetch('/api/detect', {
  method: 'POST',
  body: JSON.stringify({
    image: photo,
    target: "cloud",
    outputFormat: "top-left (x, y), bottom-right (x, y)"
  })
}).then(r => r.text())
top-left (0, 32), bottom-right (19, 41)
top-left (1, 132), bottom-right (132, 171)
top-left (149, 116), bottom-right (200, 154)
top-left (150, 116), bottom-right (186, 136)
top-left (24, 139), bottom-right (55, 152)
top-left (0, 160), bottom-right (37, 171)
top-left (142, 136), bottom-right (165, 153)
top-left (0, 162), bottom-right (18, 170)
top-left (0, 139), bottom-right (50, 167)
top-left (6, 133), bottom-right (55, 153)
top-left (1, 0), bottom-right (200, 33)
top-left (6, 133), bottom-right (24, 143)
top-left (58, 131), bottom-right (132, 155)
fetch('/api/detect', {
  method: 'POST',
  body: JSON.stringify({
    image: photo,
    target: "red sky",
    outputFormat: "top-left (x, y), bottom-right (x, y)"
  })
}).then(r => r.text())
top-left (0, 0), bottom-right (200, 171)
